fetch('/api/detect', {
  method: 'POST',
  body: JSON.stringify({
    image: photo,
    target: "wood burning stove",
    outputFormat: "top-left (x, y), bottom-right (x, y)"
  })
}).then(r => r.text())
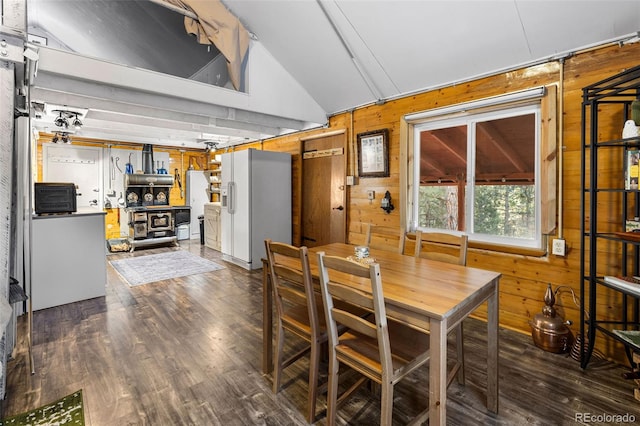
top-left (124, 172), bottom-right (178, 251)
top-left (130, 211), bottom-right (148, 239)
top-left (122, 167), bottom-right (192, 251)
top-left (127, 207), bottom-right (177, 250)
top-left (147, 210), bottom-right (173, 235)
top-left (124, 174), bottom-right (174, 208)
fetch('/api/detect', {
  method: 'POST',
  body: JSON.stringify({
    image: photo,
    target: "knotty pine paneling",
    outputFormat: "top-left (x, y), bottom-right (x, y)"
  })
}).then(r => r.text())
top-left (323, 42), bottom-right (639, 364)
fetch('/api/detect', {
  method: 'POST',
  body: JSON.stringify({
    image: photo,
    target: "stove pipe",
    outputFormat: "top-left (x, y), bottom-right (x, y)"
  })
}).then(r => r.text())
top-left (142, 144), bottom-right (154, 174)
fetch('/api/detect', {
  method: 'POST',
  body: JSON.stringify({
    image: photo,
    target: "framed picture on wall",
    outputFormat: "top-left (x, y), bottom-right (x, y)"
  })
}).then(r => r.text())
top-left (357, 129), bottom-right (389, 178)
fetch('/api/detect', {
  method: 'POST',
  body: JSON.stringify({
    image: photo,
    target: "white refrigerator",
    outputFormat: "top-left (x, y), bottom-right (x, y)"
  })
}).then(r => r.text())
top-left (186, 169), bottom-right (210, 240)
top-left (221, 149), bottom-right (291, 269)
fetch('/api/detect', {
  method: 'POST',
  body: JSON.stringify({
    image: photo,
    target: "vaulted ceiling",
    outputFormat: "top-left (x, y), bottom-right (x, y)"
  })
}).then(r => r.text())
top-left (25, 0), bottom-right (640, 149)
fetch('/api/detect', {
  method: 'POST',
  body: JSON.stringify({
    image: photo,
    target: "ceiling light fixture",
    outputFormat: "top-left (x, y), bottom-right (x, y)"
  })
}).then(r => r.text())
top-left (53, 111), bottom-right (69, 129)
top-left (52, 109), bottom-right (84, 130)
top-left (52, 132), bottom-right (71, 144)
top-left (204, 141), bottom-right (218, 153)
top-left (72, 114), bottom-right (83, 129)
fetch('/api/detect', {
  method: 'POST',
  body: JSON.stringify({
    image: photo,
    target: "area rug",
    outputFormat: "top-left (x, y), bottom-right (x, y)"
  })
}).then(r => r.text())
top-left (110, 250), bottom-right (225, 286)
top-left (0, 389), bottom-right (84, 425)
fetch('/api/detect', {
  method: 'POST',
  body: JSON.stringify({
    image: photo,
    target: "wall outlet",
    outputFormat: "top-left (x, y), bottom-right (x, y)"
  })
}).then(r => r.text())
top-left (367, 190), bottom-right (375, 200)
top-left (552, 238), bottom-right (566, 256)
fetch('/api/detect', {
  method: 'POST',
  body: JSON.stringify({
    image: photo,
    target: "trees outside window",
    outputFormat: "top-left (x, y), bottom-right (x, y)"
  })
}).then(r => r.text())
top-left (414, 105), bottom-right (540, 248)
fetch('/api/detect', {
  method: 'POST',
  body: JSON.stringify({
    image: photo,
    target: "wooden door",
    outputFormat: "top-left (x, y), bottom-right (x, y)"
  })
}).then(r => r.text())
top-left (301, 134), bottom-right (346, 247)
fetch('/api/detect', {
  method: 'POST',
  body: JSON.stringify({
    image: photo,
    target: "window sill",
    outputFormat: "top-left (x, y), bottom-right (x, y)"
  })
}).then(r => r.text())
top-left (468, 240), bottom-right (547, 257)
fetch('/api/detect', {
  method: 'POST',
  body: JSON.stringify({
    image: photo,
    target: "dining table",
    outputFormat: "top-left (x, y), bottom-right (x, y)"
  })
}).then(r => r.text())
top-left (261, 242), bottom-right (501, 425)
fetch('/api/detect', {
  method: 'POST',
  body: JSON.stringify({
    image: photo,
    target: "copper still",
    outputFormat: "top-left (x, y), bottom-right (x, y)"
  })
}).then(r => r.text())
top-left (530, 283), bottom-right (573, 353)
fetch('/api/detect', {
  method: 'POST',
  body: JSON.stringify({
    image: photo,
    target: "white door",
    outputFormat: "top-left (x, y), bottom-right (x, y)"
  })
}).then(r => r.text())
top-left (43, 144), bottom-right (102, 209)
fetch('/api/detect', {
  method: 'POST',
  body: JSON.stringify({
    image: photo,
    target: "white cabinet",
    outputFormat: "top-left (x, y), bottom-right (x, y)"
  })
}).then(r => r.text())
top-left (204, 203), bottom-right (221, 251)
top-left (31, 210), bottom-right (107, 310)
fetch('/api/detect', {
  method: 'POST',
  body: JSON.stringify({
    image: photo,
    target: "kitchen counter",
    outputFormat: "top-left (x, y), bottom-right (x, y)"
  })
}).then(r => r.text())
top-left (31, 209), bottom-right (107, 310)
top-left (33, 206), bottom-right (107, 219)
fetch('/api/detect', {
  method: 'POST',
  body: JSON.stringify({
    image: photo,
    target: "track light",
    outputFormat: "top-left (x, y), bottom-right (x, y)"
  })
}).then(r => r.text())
top-left (54, 111), bottom-right (69, 129)
top-left (52, 110), bottom-right (83, 130)
top-left (72, 114), bottom-right (83, 129)
top-left (204, 141), bottom-right (218, 153)
top-left (52, 132), bottom-right (71, 144)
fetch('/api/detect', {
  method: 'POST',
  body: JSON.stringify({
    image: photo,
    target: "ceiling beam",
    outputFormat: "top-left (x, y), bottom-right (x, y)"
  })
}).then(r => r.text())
top-left (33, 71), bottom-right (307, 132)
top-left (85, 110), bottom-right (273, 139)
top-left (420, 157), bottom-right (446, 177)
top-left (428, 133), bottom-right (466, 164)
top-left (31, 87), bottom-right (282, 138)
top-left (477, 121), bottom-right (528, 173)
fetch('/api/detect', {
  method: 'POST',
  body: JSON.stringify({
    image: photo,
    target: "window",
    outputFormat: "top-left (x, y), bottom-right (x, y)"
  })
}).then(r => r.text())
top-left (402, 87), bottom-right (556, 251)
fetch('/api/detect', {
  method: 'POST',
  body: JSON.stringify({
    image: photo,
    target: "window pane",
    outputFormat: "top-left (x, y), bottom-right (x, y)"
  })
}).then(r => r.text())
top-left (474, 184), bottom-right (536, 238)
top-left (413, 105), bottom-right (540, 248)
top-left (417, 125), bottom-right (466, 231)
top-left (474, 114), bottom-right (536, 239)
top-left (418, 186), bottom-right (459, 230)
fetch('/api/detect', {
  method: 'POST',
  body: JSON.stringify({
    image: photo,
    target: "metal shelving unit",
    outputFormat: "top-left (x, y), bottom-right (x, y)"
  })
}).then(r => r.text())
top-left (580, 64), bottom-right (640, 369)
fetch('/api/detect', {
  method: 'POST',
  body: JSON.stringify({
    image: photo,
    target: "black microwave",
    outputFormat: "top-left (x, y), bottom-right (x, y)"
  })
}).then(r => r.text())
top-left (34, 182), bottom-right (77, 214)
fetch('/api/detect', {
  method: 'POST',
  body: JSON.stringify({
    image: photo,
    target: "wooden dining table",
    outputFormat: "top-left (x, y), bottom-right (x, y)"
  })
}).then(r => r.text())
top-left (261, 242), bottom-right (501, 425)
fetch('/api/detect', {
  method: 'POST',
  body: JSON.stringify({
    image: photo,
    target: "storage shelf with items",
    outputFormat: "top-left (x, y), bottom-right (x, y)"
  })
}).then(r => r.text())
top-left (580, 64), bottom-right (640, 370)
top-left (206, 156), bottom-right (222, 202)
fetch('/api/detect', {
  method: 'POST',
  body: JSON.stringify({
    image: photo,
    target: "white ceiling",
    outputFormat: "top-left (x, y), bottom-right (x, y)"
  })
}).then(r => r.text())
top-left (25, 0), bottom-right (640, 149)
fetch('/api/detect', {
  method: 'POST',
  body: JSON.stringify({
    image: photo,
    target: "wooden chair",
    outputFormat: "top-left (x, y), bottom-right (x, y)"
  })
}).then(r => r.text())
top-left (264, 239), bottom-right (327, 423)
top-left (317, 252), bottom-right (430, 426)
top-left (414, 230), bottom-right (469, 384)
top-left (365, 224), bottom-right (406, 254)
top-left (414, 230), bottom-right (468, 266)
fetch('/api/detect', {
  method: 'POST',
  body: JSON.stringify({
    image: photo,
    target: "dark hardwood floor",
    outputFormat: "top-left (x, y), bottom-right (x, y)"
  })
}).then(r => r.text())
top-left (2, 241), bottom-right (640, 425)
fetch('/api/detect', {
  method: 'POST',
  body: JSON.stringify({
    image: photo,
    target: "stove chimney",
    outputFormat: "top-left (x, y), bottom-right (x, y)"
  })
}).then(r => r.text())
top-left (142, 144), bottom-right (154, 174)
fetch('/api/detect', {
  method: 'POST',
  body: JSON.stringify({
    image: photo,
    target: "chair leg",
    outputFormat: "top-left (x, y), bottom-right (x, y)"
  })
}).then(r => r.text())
top-left (456, 322), bottom-right (465, 385)
top-left (273, 324), bottom-right (285, 394)
top-left (326, 354), bottom-right (340, 426)
top-left (380, 380), bottom-right (394, 426)
top-left (307, 340), bottom-right (320, 423)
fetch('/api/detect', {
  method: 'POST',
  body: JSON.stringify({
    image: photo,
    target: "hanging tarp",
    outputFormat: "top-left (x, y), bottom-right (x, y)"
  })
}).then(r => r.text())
top-left (164, 0), bottom-right (250, 90)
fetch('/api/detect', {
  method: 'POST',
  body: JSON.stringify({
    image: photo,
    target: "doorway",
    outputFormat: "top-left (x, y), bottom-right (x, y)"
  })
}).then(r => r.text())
top-left (301, 133), bottom-right (346, 247)
top-left (43, 144), bottom-right (102, 209)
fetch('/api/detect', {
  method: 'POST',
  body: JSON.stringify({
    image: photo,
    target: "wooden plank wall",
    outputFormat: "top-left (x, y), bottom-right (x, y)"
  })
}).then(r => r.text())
top-left (32, 41), bottom-right (640, 363)
top-left (242, 42), bottom-right (640, 363)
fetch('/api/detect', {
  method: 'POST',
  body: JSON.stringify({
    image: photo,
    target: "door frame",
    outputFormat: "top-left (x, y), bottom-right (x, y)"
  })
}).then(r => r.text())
top-left (300, 130), bottom-right (348, 246)
top-left (42, 143), bottom-right (103, 209)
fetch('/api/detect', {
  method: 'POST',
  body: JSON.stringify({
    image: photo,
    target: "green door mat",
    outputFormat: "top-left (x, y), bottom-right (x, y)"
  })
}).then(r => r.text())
top-left (1, 390), bottom-right (84, 425)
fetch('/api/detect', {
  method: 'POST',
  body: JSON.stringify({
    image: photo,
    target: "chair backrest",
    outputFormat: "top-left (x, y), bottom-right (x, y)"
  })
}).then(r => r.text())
top-left (316, 252), bottom-right (392, 374)
top-left (264, 239), bottom-right (320, 337)
top-left (414, 231), bottom-right (468, 266)
top-left (365, 224), bottom-right (406, 254)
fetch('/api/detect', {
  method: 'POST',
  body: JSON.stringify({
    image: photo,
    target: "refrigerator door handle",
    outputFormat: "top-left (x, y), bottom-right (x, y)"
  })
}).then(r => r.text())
top-left (228, 181), bottom-right (236, 214)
